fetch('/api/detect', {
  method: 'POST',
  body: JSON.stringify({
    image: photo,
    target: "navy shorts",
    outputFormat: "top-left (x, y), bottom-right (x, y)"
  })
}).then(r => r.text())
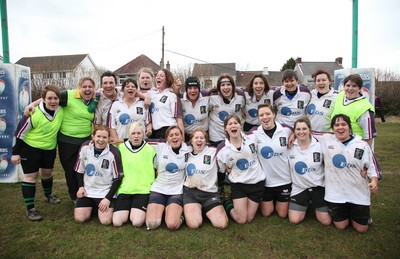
top-left (183, 186), bottom-right (221, 213)
top-left (114, 193), bottom-right (149, 212)
top-left (75, 197), bottom-right (115, 209)
top-left (289, 186), bottom-right (328, 212)
top-left (148, 192), bottom-right (183, 207)
top-left (327, 202), bottom-right (370, 226)
top-left (19, 142), bottom-right (56, 174)
top-left (231, 181), bottom-right (264, 203)
top-left (262, 183), bottom-right (292, 202)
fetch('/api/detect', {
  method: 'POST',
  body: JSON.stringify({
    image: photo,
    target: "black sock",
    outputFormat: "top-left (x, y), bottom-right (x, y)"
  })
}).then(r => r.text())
top-left (22, 182), bottom-right (36, 210)
top-left (41, 176), bottom-right (53, 197)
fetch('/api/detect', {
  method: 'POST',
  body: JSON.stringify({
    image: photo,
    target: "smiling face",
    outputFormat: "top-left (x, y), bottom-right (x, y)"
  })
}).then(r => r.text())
top-left (139, 72), bottom-right (153, 90)
top-left (43, 90), bottom-right (60, 111)
top-left (283, 77), bottom-right (298, 92)
top-left (315, 73), bottom-right (331, 94)
top-left (79, 79), bottom-right (95, 101)
top-left (344, 80), bottom-right (361, 100)
top-left (333, 117), bottom-right (351, 142)
top-left (294, 121), bottom-right (311, 141)
top-left (225, 117), bottom-right (242, 139)
top-left (156, 70), bottom-right (167, 90)
top-left (252, 77), bottom-right (265, 98)
top-left (129, 125), bottom-right (144, 146)
top-left (219, 78), bottom-right (233, 99)
top-left (191, 130), bottom-right (207, 154)
top-left (187, 86), bottom-right (200, 101)
top-left (258, 106), bottom-right (276, 130)
top-left (123, 82), bottom-right (137, 99)
top-left (101, 76), bottom-right (116, 98)
top-left (93, 129), bottom-right (109, 149)
top-left (167, 127), bottom-right (183, 149)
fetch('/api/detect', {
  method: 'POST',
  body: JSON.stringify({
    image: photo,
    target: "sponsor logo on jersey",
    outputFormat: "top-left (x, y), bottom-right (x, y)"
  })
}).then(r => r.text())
top-left (281, 107), bottom-right (302, 116)
top-left (332, 154), bottom-right (357, 169)
top-left (260, 146), bottom-right (284, 159)
top-left (85, 164), bottom-right (104, 177)
top-left (186, 163), bottom-right (205, 176)
top-left (295, 161), bottom-right (317, 175)
top-left (236, 158), bottom-right (256, 171)
top-left (166, 162), bottom-right (181, 174)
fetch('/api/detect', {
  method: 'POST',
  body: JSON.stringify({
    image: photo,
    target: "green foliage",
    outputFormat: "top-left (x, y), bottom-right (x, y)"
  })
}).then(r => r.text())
top-left (0, 122), bottom-right (399, 258)
top-left (376, 81), bottom-right (400, 116)
top-left (281, 57), bottom-right (296, 71)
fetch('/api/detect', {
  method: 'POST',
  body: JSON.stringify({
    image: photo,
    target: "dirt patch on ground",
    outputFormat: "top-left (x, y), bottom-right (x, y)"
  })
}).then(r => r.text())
top-left (375, 116), bottom-right (399, 123)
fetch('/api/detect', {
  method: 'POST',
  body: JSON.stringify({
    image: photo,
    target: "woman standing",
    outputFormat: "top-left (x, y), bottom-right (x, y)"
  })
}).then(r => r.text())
top-left (217, 115), bottom-right (265, 224)
top-left (108, 79), bottom-right (150, 144)
top-left (209, 74), bottom-right (245, 147)
top-left (12, 85), bottom-right (63, 221)
top-left (74, 125), bottom-right (123, 225)
top-left (254, 103), bottom-right (292, 218)
top-left (183, 129), bottom-right (228, 229)
top-left (113, 122), bottom-right (156, 227)
top-left (145, 126), bottom-right (191, 230)
top-left (288, 117), bottom-right (331, 225)
top-left (243, 74), bottom-right (274, 132)
top-left (321, 114), bottom-right (379, 233)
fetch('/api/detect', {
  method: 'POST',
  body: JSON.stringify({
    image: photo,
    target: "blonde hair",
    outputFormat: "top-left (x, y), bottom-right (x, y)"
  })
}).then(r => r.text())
top-left (128, 122), bottom-right (145, 136)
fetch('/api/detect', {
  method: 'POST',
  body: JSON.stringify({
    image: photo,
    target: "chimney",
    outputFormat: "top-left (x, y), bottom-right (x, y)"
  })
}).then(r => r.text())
top-left (166, 61), bottom-right (170, 70)
top-left (335, 57), bottom-right (343, 65)
top-left (263, 67), bottom-right (269, 75)
top-left (296, 57), bottom-right (302, 64)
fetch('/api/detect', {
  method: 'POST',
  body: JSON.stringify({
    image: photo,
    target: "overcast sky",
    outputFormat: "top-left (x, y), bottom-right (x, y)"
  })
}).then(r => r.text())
top-left (2, 0), bottom-right (400, 73)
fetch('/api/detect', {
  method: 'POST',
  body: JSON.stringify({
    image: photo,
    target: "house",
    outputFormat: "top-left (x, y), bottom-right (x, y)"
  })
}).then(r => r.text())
top-left (16, 54), bottom-right (100, 91)
top-left (236, 67), bottom-right (283, 89)
top-left (294, 57), bottom-right (344, 88)
top-left (114, 54), bottom-right (161, 85)
top-left (192, 63), bottom-right (236, 89)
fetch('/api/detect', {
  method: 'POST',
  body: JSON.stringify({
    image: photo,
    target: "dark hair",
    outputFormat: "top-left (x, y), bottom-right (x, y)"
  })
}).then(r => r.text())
top-left (217, 74), bottom-right (235, 95)
top-left (41, 84), bottom-right (61, 99)
top-left (294, 117), bottom-right (312, 137)
top-left (312, 69), bottom-right (332, 82)
top-left (165, 125), bottom-right (183, 139)
top-left (343, 74), bottom-right (363, 89)
top-left (159, 69), bottom-right (175, 88)
top-left (282, 69), bottom-right (299, 82)
top-left (246, 74), bottom-right (270, 97)
top-left (92, 124), bottom-right (110, 137)
top-left (223, 114), bottom-right (241, 140)
top-left (330, 114), bottom-right (352, 133)
top-left (101, 71), bottom-right (117, 85)
top-left (257, 103), bottom-right (278, 115)
top-left (122, 78), bottom-right (138, 91)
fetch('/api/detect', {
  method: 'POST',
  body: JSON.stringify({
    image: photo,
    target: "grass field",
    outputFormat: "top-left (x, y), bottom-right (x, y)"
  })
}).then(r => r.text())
top-left (0, 121), bottom-right (399, 258)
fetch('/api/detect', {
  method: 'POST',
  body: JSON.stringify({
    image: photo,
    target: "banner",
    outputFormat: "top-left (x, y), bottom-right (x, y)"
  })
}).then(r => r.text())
top-left (0, 63), bottom-right (31, 183)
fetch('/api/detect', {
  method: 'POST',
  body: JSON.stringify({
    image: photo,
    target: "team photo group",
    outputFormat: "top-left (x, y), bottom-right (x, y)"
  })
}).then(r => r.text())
top-left (11, 67), bottom-right (380, 233)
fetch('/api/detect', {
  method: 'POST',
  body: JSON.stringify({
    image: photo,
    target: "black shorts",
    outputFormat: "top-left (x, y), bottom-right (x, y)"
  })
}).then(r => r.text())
top-left (231, 181), bottom-right (264, 203)
top-left (75, 197), bottom-right (115, 209)
top-left (262, 183), bottom-right (292, 202)
top-left (114, 193), bottom-right (149, 212)
top-left (183, 186), bottom-right (221, 213)
top-left (148, 192), bottom-right (183, 207)
top-left (289, 187), bottom-right (328, 212)
top-left (327, 202), bottom-right (370, 226)
top-left (19, 142), bottom-right (56, 174)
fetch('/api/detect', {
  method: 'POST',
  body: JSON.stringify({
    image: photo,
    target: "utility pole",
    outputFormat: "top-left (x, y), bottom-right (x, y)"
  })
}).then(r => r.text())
top-left (160, 26), bottom-right (165, 69)
top-left (0, 0), bottom-right (10, 63)
top-left (352, 0), bottom-right (358, 68)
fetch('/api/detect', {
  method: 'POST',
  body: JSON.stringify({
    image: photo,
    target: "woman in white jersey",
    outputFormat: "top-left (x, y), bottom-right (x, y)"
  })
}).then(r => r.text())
top-left (321, 114), bottom-right (379, 233)
top-left (217, 114), bottom-right (265, 224)
top-left (288, 117), bottom-right (331, 225)
top-left (254, 103), bottom-right (292, 219)
top-left (243, 74), bottom-right (274, 132)
top-left (145, 126), bottom-right (191, 230)
top-left (108, 79), bottom-right (150, 144)
top-left (183, 128), bottom-right (228, 229)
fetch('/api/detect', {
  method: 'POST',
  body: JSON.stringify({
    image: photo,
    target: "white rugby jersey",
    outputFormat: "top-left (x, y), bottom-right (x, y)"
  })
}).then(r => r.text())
top-left (209, 90), bottom-right (245, 142)
top-left (273, 85), bottom-right (311, 127)
top-left (75, 141), bottom-right (122, 199)
top-left (149, 88), bottom-right (180, 130)
top-left (217, 133), bottom-right (265, 184)
top-left (244, 89), bottom-right (274, 126)
top-left (94, 89), bottom-right (123, 125)
top-left (108, 98), bottom-right (149, 139)
top-left (320, 134), bottom-right (380, 205)
top-left (181, 90), bottom-right (210, 134)
top-left (150, 141), bottom-right (192, 195)
top-left (254, 122), bottom-right (292, 187)
top-left (184, 146), bottom-right (218, 193)
top-left (307, 88), bottom-right (337, 133)
top-left (289, 137), bottom-right (325, 196)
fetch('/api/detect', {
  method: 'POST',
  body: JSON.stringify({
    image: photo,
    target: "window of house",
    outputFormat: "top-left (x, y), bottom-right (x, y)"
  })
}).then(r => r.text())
top-left (43, 73), bottom-right (53, 79)
top-left (59, 72), bottom-right (66, 78)
top-left (204, 79), bottom-right (212, 89)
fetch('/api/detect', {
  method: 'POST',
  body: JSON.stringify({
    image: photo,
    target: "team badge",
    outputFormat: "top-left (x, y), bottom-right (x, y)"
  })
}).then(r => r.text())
top-left (354, 148), bottom-right (364, 160)
top-left (137, 107), bottom-right (143, 115)
top-left (200, 105), bottom-right (207, 114)
top-left (101, 159), bottom-right (110, 169)
top-left (203, 155), bottom-right (211, 165)
top-left (313, 152), bottom-right (321, 162)
top-left (297, 100), bottom-right (304, 109)
top-left (185, 153), bottom-right (189, 162)
top-left (265, 99), bottom-right (271, 104)
top-left (249, 143), bottom-right (256, 153)
top-left (279, 137), bottom-right (287, 147)
top-left (235, 104), bottom-right (241, 112)
top-left (163, 155), bottom-right (168, 159)
top-left (160, 95), bottom-right (168, 103)
top-left (323, 100), bottom-right (332, 108)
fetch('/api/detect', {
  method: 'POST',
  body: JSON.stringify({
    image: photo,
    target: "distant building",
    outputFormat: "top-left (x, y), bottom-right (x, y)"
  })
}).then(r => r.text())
top-left (294, 57), bottom-right (344, 88)
top-left (236, 67), bottom-right (283, 89)
top-left (114, 54), bottom-right (161, 85)
top-left (192, 63), bottom-right (236, 89)
top-left (16, 54), bottom-right (100, 90)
